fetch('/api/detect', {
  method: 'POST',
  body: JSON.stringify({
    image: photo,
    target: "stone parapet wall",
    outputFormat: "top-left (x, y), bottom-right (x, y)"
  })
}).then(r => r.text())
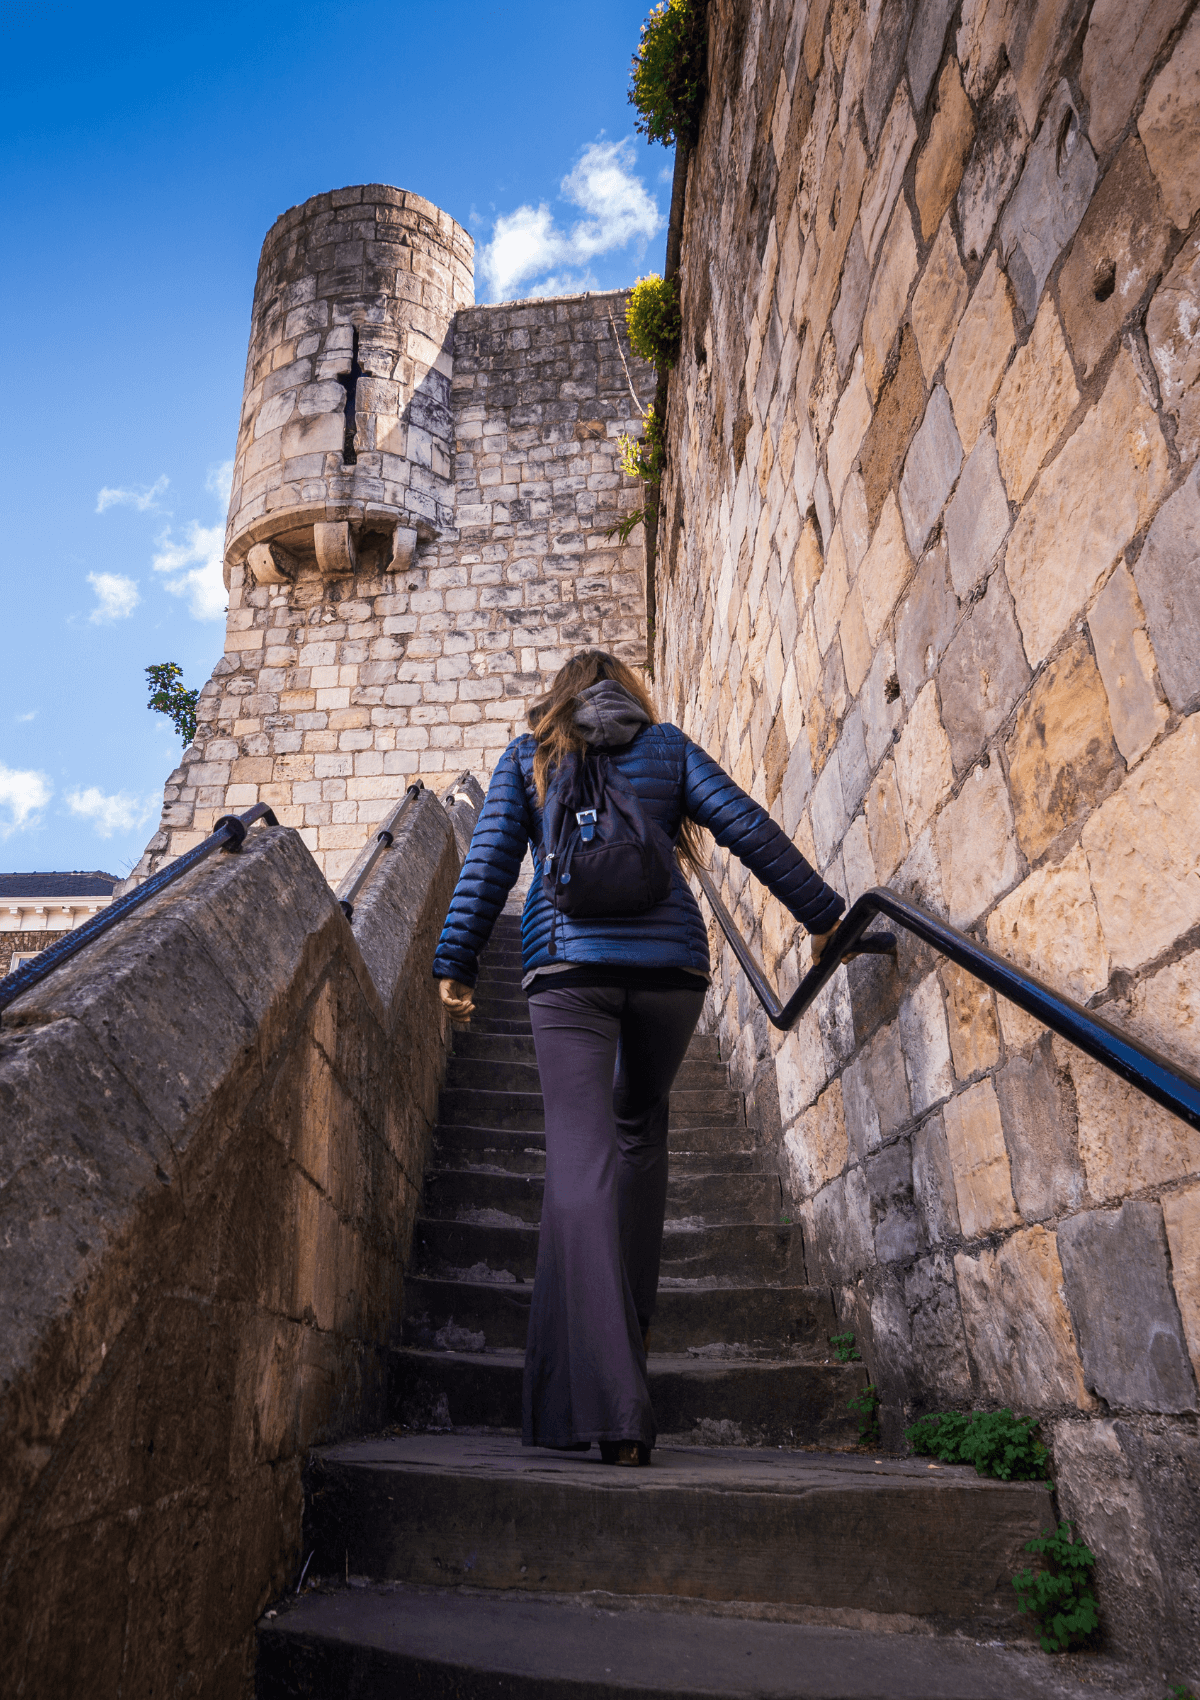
top-left (657, 0), bottom-right (1200, 1666)
top-left (130, 270), bottom-right (653, 888)
top-left (0, 791), bottom-right (466, 1699)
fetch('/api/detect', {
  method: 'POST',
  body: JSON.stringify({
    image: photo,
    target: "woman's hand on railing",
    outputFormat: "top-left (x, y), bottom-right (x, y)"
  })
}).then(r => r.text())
top-left (809, 928), bottom-right (836, 965)
top-left (439, 978), bottom-right (476, 1023)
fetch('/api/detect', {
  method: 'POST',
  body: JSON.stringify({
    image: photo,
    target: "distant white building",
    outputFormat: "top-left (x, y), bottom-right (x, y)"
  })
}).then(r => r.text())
top-left (0, 871), bottom-right (118, 974)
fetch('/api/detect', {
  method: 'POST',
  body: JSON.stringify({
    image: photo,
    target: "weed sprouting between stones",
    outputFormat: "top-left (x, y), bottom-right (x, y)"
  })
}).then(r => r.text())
top-left (829, 1331), bottom-right (861, 1363)
top-left (905, 1408), bottom-right (1050, 1481)
top-left (1012, 1521), bottom-right (1099, 1653)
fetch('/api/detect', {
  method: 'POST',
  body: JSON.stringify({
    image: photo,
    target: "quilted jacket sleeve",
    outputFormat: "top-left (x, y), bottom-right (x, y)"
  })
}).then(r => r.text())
top-left (431, 741), bottom-right (533, 987)
top-left (682, 738), bottom-right (845, 933)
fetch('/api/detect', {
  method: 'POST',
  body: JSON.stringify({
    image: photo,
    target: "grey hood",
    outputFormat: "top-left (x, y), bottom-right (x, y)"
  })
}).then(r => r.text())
top-left (573, 681), bottom-right (651, 748)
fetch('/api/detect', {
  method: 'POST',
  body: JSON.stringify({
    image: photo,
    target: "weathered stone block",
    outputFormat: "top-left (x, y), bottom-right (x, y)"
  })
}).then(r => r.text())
top-left (1163, 1181), bottom-right (1200, 1382)
top-left (865, 757), bottom-right (910, 885)
top-left (1146, 230), bottom-right (1200, 470)
top-left (807, 1165), bottom-right (874, 1284)
top-left (1004, 348), bottom-right (1169, 665)
top-left (916, 58), bottom-right (975, 241)
top-left (912, 1113), bottom-right (962, 1244)
top-left (1132, 462), bottom-right (1200, 714)
top-left (899, 971), bottom-right (953, 1114)
top-left (937, 571), bottom-right (1030, 771)
top-left (993, 297), bottom-right (1080, 503)
top-left (858, 326), bottom-right (926, 532)
top-left (1081, 0), bottom-right (1191, 156)
top-left (911, 213), bottom-right (969, 384)
top-left (866, 1138), bottom-right (922, 1262)
top-left (831, 223), bottom-right (872, 379)
top-left (898, 386), bottom-right (963, 559)
top-left (957, 71), bottom-right (1028, 263)
top-left (943, 429), bottom-right (1010, 599)
top-left (987, 846), bottom-right (1110, 1009)
top-left (861, 200), bottom-right (919, 399)
top-left (826, 353), bottom-right (872, 508)
top-left (894, 681), bottom-right (953, 840)
top-left (955, 1225), bottom-right (1094, 1408)
top-left (1058, 1202), bottom-right (1198, 1413)
top-left (1056, 1037), bottom-right (1200, 1204)
top-left (944, 254), bottom-right (1016, 454)
top-left (941, 960), bottom-right (1000, 1079)
top-left (942, 1078), bottom-right (1020, 1239)
top-left (905, 1252), bottom-right (974, 1402)
top-left (1058, 136), bottom-right (1170, 381)
top-left (895, 538), bottom-right (958, 708)
top-left (783, 1079), bottom-right (849, 1199)
top-left (1138, 8), bottom-right (1200, 229)
top-left (1081, 713), bottom-right (1200, 971)
top-left (860, 87), bottom-right (918, 265)
top-left (1087, 562), bottom-right (1169, 765)
top-left (858, 492), bottom-right (913, 644)
top-left (1005, 637), bottom-right (1120, 863)
top-left (996, 1034), bottom-right (1085, 1223)
top-left (934, 758), bottom-right (1020, 928)
top-left (998, 82), bottom-right (1098, 325)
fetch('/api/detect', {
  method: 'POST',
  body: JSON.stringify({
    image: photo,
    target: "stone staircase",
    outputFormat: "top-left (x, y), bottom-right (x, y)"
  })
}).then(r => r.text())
top-left (255, 917), bottom-right (1128, 1699)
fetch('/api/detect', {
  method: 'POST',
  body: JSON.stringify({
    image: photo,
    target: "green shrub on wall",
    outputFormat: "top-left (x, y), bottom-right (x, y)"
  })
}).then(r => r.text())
top-left (1013, 1522), bottom-right (1099, 1653)
top-left (628, 0), bottom-right (707, 147)
top-left (626, 274), bottom-right (682, 371)
top-left (905, 1408), bottom-right (1050, 1481)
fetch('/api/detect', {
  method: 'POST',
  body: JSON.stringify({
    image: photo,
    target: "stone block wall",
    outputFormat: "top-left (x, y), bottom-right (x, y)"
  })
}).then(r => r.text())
top-left (130, 260), bottom-right (653, 889)
top-left (0, 791), bottom-right (467, 1698)
top-left (656, 0), bottom-right (1200, 1666)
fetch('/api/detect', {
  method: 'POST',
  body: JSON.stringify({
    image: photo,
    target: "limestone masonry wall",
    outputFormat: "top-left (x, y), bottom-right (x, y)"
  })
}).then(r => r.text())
top-left (0, 792), bottom-right (467, 1699)
top-left (657, 0), bottom-right (1200, 1667)
top-left (129, 196), bottom-right (654, 888)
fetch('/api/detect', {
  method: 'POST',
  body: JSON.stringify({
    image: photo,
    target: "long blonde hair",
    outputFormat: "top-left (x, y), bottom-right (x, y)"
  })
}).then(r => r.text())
top-left (527, 650), bottom-right (706, 872)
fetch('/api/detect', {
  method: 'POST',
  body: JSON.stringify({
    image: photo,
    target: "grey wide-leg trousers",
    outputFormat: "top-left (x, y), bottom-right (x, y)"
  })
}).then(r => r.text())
top-left (522, 983), bottom-right (706, 1449)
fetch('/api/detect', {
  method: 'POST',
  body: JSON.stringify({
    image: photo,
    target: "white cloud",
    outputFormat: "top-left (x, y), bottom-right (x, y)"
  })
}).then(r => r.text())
top-left (206, 459), bottom-right (234, 505)
top-left (87, 571), bottom-right (141, 623)
top-left (65, 786), bottom-right (159, 839)
top-left (479, 138), bottom-right (663, 301)
top-left (152, 521), bottom-right (226, 621)
top-left (15, 710), bottom-right (36, 723)
top-left (0, 763), bottom-right (52, 836)
top-left (96, 474), bottom-right (169, 514)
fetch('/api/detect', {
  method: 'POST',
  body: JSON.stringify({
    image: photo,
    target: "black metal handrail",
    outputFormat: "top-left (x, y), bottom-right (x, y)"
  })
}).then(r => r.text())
top-left (335, 782), bottom-right (424, 921)
top-left (0, 803), bottom-right (279, 1020)
top-left (694, 868), bottom-right (1200, 1134)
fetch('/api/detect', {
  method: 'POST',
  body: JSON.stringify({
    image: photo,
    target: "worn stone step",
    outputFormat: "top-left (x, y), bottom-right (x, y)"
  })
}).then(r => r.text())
top-left (467, 1016), bottom-right (533, 1036)
top-left (411, 1220), bottom-right (804, 1285)
top-left (256, 1580), bottom-right (1113, 1700)
top-left (392, 1350), bottom-right (861, 1447)
top-left (430, 1127), bottom-right (758, 1175)
top-left (452, 1029), bottom-right (723, 1065)
top-left (420, 1168), bottom-right (782, 1226)
top-left (444, 1055), bottom-right (732, 1095)
top-left (299, 1434), bottom-right (1056, 1630)
top-left (402, 1278), bottom-right (838, 1357)
top-left (437, 1088), bottom-right (744, 1133)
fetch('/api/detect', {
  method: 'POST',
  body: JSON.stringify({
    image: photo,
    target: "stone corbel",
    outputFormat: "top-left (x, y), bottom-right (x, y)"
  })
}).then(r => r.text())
top-left (246, 541), bottom-right (298, 585)
top-left (388, 525), bottom-right (418, 573)
top-left (314, 521), bottom-right (357, 575)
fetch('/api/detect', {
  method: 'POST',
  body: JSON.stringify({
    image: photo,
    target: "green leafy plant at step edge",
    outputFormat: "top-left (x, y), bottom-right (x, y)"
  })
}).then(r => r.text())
top-left (847, 1384), bottom-right (879, 1445)
top-left (629, 0), bottom-right (707, 148)
top-left (829, 1332), bottom-right (861, 1363)
top-left (146, 662), bottom-right (199, 744)
top-left (617, 405), bottom-right (665, 484)
top-left (1165, 1686), bottom-right (1198, 1700)
top-left (1013, 1522), bottom-right (1099, 1654)
top-left (905, 1408), bottom-right (1050, 1481)
top-left (626, 273), bottom-right (682, 371)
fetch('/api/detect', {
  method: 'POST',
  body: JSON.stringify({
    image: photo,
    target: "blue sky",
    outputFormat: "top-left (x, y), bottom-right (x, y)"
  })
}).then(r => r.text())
top-left (0, 0), bottom-right (667, 875)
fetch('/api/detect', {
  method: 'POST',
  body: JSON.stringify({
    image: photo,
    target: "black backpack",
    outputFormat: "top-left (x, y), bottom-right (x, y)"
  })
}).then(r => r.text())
top-left (539, 750), bottom-right (674, 951)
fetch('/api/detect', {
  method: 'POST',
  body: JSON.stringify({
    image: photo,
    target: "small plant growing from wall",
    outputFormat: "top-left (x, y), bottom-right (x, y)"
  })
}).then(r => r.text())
top-left (847, 1384), bottom-right (879, 1445)
top-left (628, 0), bottom-right (708, 147)
top-left (829, 1332), bottom-right (861, 1363)
top-left (905, 1409), bottom-right (1050, 1481)
top-left (145, 663), bottom-right (199, 744)
top-left (1012, 1522), bottom-right (1099, 1653)
top-left (626, 273), bottom-right (682, 371)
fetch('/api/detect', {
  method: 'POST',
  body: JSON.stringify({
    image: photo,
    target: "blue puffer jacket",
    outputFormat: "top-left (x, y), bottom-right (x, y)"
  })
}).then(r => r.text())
top-left (432, 723), bottom-right (845, 988)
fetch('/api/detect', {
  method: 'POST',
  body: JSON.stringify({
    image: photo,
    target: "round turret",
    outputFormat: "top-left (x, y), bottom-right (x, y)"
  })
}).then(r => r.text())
top-left (223, 184), bottom-right (473, 586)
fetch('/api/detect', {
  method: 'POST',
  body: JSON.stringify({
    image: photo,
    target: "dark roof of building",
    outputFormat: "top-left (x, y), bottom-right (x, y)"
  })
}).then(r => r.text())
top-left (0, 872), bottom-right (119, 898)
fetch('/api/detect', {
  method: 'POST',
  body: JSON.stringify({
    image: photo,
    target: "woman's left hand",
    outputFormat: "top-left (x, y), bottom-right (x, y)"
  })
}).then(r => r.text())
top-left (439, 978), bottom-right (476, 1022)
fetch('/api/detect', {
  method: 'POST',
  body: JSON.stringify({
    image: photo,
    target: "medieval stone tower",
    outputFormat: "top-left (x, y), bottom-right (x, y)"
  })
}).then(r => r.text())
top-left (129, 185), bottom-right (654, 886)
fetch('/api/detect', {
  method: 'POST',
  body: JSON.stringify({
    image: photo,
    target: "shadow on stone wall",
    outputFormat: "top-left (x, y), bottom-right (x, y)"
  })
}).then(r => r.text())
top-left (0, 787), bottom-right (468, 1698)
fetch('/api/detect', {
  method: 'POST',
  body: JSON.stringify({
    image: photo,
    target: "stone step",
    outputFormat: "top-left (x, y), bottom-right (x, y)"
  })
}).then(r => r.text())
top-left (298, 1434), bottom-right (1056, 1630)
top-left (420, 1168), bottom-right (783, 1226)
top-left (402, 1278), bottom-right (838, 1357)
top-left (437, 1086), bottom-right (744, 1133)
top-left (444, 1055), bottom-right (732, 1095)
top-left (257, 1581), bottom-right (1106, 1700)
top-left (392, 1350), bottom-right (861, 1447)
top-left (468, 1016), bottom-right (534, 1036)
top-left (411, 1220), bottom-right (803, 1285)
top-left (452, 1029), bottom-right (723, 1065)
top-left (430, 1127), bottom-right (759, 1175)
